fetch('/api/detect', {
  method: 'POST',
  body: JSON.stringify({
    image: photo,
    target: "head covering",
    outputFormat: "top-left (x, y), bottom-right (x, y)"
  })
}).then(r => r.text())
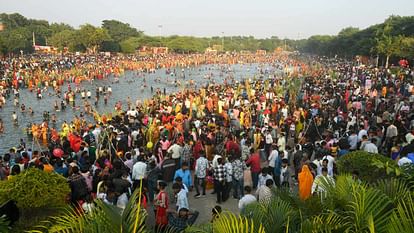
top-left (298, 165), bottom-right (314, 200)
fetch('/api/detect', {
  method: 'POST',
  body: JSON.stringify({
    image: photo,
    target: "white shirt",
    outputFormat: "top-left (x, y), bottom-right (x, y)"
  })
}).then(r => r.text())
top-left (277, 137), bottom-right (286, 152)
top-left (358, 129), bottom-right (368, 141)
top-left (398, 157), bottom-right (413, 167)
top-left (363, 142), bottom-right (378, 154)
top-left (405, 132), bottom-right (414, 144)
top-left (131, 161), bottom-right (147, 180)
top-left (92, 128), bottom-right (101, 145)
top-left (265, 133), bottom-right (273, 144)
top-left (268, 150), bottom-right (279, 168)
top-left (176, 189), bottom-right (189, 211)
top-left (258, 174), bottom-right (274, 187)
top-left (323, 155), bottom-right (335, 168)
top-left (238, 194), bottom-right (257, 210)
top-left (224, 162), bottom-right (233, 182)
top-left (167, 144), bottom-right (183, 159)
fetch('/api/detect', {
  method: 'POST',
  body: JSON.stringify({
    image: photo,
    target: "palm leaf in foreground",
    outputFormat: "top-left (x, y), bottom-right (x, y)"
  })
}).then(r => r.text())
top-left (301, 212), bottom-right (345, 233)
top-left (29, 187), bottom-right (147, 233)
top-left (343, 183), bottom-right (393, 233)
top-left (186, 211), bottom-right (264, 233)
top-left (386, 193), bottom-right (414, 233)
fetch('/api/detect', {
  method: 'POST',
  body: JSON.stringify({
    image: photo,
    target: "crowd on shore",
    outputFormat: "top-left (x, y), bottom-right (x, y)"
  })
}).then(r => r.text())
top-left (1, 52), bottom-right (414, 231)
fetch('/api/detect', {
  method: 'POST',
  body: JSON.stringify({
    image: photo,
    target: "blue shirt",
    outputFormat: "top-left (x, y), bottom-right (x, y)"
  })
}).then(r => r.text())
top-left (55, 166), bottom-right (69, 177)
top-left (274, 156), bottom-right (282, 175)
top-left (174, 169), bottom-right (192, 188)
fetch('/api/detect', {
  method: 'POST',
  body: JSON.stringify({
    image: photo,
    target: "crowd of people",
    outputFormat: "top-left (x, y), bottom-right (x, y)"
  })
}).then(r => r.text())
top-left (1, 52), bottom-right (414, 231)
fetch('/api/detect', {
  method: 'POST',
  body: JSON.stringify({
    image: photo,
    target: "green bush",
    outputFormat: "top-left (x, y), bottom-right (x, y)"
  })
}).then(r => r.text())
top-left (337, 151), bottom-right (399, 183)
top-left (0, 168), bottom-right (70, 209)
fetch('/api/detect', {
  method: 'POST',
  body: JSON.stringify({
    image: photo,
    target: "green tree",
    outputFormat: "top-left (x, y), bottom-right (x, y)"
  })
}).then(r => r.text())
top-left (78, 24), bottom-right (111, 53)
top-left (0, 27), bottom-right (33, 53)
top-left (374, 22), bottom-right (403, 68)
top-left (102, 20), bottom-right (142, 42)
top-left (119, 37), bottom-right (142, 53)
top-left (48, 29), bottom-right (78, 51)
top-left (0, 13), bottom-right (29, 29)
top-left (167, 36), bottom-right (206, 53)
top-left (398, 36), bottom-right (414, 58)
top-left (49, 23), bottom-right (74, 35)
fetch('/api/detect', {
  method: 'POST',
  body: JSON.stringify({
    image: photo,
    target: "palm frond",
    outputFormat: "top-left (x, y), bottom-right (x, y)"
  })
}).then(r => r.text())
top-left (374, 178), bottom-right (411, 205)
top-left (386, 194), bottom-right (414, 233)
top-left (29, 185), bottom-right (147, 233)
top-left (242, 195), bottom-right (301, 233)
top-left (343, 183), bottom-right (393, 233)
top-left (0, 216), bottom-right (9, 233)
top-left (301, 211), bottom-right (345, 233)
top-left (184, 223), bottom-right (213, 233)
top-left (122, 186), bottom-right (147, 233)
top-left (319, 175), bottom-right (360, 212)
top-left (212, 211), bottom-right (265, 233)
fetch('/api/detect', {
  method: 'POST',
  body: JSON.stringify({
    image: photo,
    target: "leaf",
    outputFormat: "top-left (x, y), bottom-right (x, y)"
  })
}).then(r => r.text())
top-left (386, 194), bottom-right (414, 233)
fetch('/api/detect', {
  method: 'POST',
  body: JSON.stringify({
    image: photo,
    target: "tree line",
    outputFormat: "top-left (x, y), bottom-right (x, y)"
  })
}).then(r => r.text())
top-left (1, 13), bottom-right (413, 65)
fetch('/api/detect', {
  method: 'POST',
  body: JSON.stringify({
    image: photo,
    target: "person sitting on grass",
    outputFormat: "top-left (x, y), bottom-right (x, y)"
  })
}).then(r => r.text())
top-left (167, 208), bottom-right (199, 232)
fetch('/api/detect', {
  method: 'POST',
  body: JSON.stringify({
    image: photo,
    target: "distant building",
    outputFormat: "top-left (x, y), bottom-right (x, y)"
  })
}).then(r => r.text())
top-left (256, 50), bottom-right (266, 55)
top-left (33, 45), bottom-right (58, 53)
top-left (204, 47), bottom-right (217, 55)
top-left (274, 47), bottom-right (284, 54)
top-left (240, 50), bottom-right (251, 55)
top-left (138, 46), bottom-right (169, 56)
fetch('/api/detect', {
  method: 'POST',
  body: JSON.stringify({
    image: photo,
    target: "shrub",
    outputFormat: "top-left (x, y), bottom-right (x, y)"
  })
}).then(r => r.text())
top-left (0, 168), bottom-right (70, 209)
top-left (337, 150), bottom-right (399, 183)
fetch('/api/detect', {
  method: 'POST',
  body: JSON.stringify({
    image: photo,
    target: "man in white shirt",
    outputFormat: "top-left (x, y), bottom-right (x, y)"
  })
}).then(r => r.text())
top-left (238, 186), bottom-right (257, 212)
top-left (386, 123), bottom-right (398, 139)
top-left (363, 138), bottom-right (379, 154)
top-left (194, 152), bottom-right (209, 197)
top-left (92, 125), bottom-right (101, 146)
top-left (312, 167), bottom-right (335, 195)
top-left (168, 142), bottom-right (183, 160)
top-left (258, 167), bottom-right (274, 187)
top-left (358, 128), bottom-right (368, 142)
top-left (173, 182), bottom-right (189, 211)
top-left (168, 142), bottom-right (183, 170)
top-left (277, 134), bottom-right (286, 152)
top-left (268, 144), bottom-right (279, 178)
top-left (316, 157), bottom-right (334, 177)
top-left (264, 130), bottom-right (273, 156)
top-left (132, 157), bottom-right (147, 191)
top-left (405, 129), bottom-right (414, 144)
top-left (398, 156), bottom-right (413, 167)
top-left (348, 131), bottom-right (358, 151)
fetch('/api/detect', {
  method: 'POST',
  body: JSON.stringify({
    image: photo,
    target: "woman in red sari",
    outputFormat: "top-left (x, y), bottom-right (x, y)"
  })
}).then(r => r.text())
top-left (154, 181), bottom-right (169, 232)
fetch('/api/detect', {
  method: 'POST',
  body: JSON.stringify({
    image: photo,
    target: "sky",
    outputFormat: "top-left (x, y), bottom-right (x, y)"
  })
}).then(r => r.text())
top-left (1, 0), bottom-right (413, 39)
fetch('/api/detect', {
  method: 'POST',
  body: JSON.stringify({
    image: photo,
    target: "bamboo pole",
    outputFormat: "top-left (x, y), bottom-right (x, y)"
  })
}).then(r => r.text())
top-left (133, 178), bottom-right (143, 233)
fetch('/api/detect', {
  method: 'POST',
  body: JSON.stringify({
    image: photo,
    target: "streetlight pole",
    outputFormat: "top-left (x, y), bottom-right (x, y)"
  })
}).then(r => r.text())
top-left (158, 25), bottom-right (163, 46)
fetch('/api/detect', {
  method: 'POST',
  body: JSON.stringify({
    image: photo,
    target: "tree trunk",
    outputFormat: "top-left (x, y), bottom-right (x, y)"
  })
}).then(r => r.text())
top-left (385, 55), bottom-right (390, 68)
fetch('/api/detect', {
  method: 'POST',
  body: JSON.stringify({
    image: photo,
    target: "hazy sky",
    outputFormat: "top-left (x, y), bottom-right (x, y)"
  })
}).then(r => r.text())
top-left (1, 0), bottom-right (413, 39)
